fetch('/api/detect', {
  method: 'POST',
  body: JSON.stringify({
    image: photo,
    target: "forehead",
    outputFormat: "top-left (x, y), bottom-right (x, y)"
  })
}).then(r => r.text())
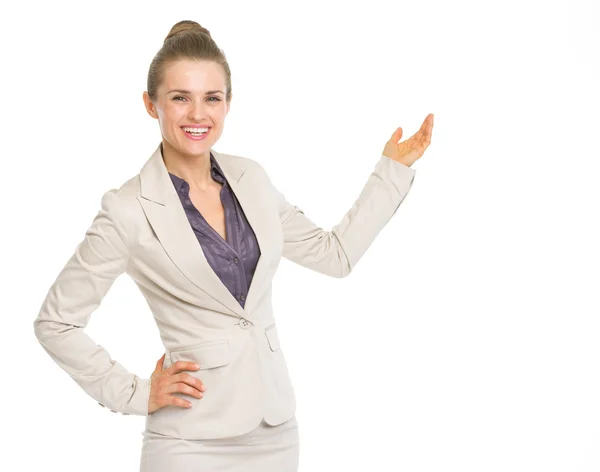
top-left (161, 59), bottom-right (225, 91)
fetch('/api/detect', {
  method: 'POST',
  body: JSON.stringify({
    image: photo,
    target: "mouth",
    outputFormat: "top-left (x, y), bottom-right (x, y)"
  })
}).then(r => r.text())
top-left (180, 126), bottom-right (212, 141)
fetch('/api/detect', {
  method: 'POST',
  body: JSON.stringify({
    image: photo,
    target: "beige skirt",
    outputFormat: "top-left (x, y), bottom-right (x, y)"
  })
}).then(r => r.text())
top-left (139, 415), bottom-right (300, 472)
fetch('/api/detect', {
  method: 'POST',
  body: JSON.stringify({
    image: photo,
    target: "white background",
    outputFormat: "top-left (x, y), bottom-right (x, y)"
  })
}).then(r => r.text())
top-left (2, 0), bottom-right (599, 470)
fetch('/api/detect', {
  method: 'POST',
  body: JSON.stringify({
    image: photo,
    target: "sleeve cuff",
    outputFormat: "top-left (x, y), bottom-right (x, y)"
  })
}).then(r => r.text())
top-left (376, 154), bottom-right (417, 191)
top-left (121, 376), bottom-right (151, 416)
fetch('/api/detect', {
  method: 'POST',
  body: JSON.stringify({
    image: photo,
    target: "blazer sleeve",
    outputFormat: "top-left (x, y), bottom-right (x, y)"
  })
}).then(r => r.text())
top-left (33, 189), bottom-right (151, 416)
top-left (266, 154), bottom-right (417, 278)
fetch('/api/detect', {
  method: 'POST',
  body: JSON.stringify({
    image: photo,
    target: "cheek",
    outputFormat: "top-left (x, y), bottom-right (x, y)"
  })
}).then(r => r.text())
top-left (208, 123), bottom-right (223, 139)
top-left (160, 107), bottom-right (184, 129)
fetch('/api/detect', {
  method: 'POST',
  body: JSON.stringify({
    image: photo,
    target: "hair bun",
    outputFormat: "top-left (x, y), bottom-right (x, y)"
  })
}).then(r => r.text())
top-left (164, 20), bottom-right (211, 43)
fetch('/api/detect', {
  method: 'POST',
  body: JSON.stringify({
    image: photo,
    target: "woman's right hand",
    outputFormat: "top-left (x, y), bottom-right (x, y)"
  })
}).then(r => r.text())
top-left (148, 353), bottom-right (206, 414)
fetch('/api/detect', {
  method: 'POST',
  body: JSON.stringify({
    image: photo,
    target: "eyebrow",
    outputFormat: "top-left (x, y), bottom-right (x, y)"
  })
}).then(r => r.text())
top-left (167, 89), bottom-right (224, 95)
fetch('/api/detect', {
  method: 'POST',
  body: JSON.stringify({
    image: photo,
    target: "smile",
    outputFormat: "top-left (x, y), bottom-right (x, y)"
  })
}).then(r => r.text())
top-left (181, 126), bottom-right (211, 141)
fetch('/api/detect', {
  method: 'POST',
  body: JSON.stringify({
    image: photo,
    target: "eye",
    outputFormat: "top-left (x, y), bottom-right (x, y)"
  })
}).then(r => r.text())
top-left (172, 96), bottom-right (221, 102)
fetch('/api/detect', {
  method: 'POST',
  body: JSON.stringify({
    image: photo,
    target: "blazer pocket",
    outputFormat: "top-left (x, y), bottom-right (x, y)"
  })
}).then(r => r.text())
top-left (169, 339), bottom-right (231, 370)
top-left (264, 324), bottom-right (281, 351)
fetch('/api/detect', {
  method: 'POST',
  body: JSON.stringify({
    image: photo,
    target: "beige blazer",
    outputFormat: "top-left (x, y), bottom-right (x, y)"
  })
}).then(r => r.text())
top-left (33, 143), bottom-right (416, 440)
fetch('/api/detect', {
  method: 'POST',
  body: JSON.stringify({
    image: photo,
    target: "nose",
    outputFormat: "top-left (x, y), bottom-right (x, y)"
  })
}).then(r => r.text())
top-left (189, 98), bottom-right (208, 122)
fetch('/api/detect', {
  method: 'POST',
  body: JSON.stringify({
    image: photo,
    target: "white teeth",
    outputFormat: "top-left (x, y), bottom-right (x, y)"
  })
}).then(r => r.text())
top-left (182, 127), bottom-right (209, 133)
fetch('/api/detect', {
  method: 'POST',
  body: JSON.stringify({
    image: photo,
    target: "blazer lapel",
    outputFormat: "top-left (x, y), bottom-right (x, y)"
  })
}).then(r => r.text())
top-left (136, 143), bottom-right (272, 319)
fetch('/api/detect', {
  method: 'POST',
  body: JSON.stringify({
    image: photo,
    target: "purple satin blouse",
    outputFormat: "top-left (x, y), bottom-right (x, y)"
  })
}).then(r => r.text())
top-left (168, 152), bottom-right (261, 308)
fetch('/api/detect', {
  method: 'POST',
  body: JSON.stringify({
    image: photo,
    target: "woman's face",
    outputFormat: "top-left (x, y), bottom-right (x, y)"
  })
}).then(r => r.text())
top-left (143, 59), bottom-right (231, 159)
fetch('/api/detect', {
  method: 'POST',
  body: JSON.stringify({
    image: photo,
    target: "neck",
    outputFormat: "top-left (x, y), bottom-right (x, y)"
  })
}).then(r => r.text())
top-left (161, 140), bottom-right (213, 189)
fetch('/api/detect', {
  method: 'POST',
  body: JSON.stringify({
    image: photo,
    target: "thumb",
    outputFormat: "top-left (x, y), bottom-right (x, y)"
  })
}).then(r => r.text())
top-left (155, 353), bottom-right (166, 372)
top-left (390, 127), bottom-right (403, 144)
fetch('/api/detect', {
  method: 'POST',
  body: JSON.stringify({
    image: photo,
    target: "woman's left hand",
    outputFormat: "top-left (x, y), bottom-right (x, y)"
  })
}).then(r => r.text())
top-left (382, 113), bottom-right (434, 167)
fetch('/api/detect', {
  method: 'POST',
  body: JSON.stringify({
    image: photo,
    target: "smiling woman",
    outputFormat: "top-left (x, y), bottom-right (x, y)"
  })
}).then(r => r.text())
top-left (142, 21), bottom-right (232, 179)
top-left (138, 20), bottom-right (302, 471)
top-left (33, 15), bottom-right (427, 472)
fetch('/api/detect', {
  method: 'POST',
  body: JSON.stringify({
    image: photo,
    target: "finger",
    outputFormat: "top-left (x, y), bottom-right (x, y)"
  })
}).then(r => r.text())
top-left (166, 381), bottom-right (204, 399)
top-left (420, 114), bottom-right (434, 146)
top-left (166, 360), bottom-right (200, 376)
top-left (414, 117), bottom-right (429, 141)
top-left (172, 372), bottom-right (206, 393)
top-left (412, 115), bottom-right (431, 148)
top-left (390, 127), bottom-right (403, 144)
top-left (153, 354), bottom-right (165, 376)
top-left (166, 394), bottom-right (193, 409)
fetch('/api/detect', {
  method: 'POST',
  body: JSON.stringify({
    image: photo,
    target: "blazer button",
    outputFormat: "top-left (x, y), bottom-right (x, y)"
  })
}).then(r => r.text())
top-left (239, 318), bottom-right (252, 330)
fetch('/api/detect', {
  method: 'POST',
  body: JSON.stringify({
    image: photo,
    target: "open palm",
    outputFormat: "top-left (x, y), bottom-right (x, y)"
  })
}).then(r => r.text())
top-left (382, 113), bottom-right (434, 167)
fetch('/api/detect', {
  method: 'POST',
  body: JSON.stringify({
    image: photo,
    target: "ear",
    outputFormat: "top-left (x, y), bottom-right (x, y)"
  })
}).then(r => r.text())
top-left (142, 91), bottom-right (158, 119)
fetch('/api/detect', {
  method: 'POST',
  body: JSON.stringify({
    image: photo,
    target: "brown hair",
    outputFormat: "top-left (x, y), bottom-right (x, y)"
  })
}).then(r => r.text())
top-left (146, 20), bottom-right (232, 103)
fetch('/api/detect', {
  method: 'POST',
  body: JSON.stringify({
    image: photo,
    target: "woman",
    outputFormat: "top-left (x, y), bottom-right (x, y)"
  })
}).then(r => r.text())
top-left (33, 19), bottom-right (433, 471)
